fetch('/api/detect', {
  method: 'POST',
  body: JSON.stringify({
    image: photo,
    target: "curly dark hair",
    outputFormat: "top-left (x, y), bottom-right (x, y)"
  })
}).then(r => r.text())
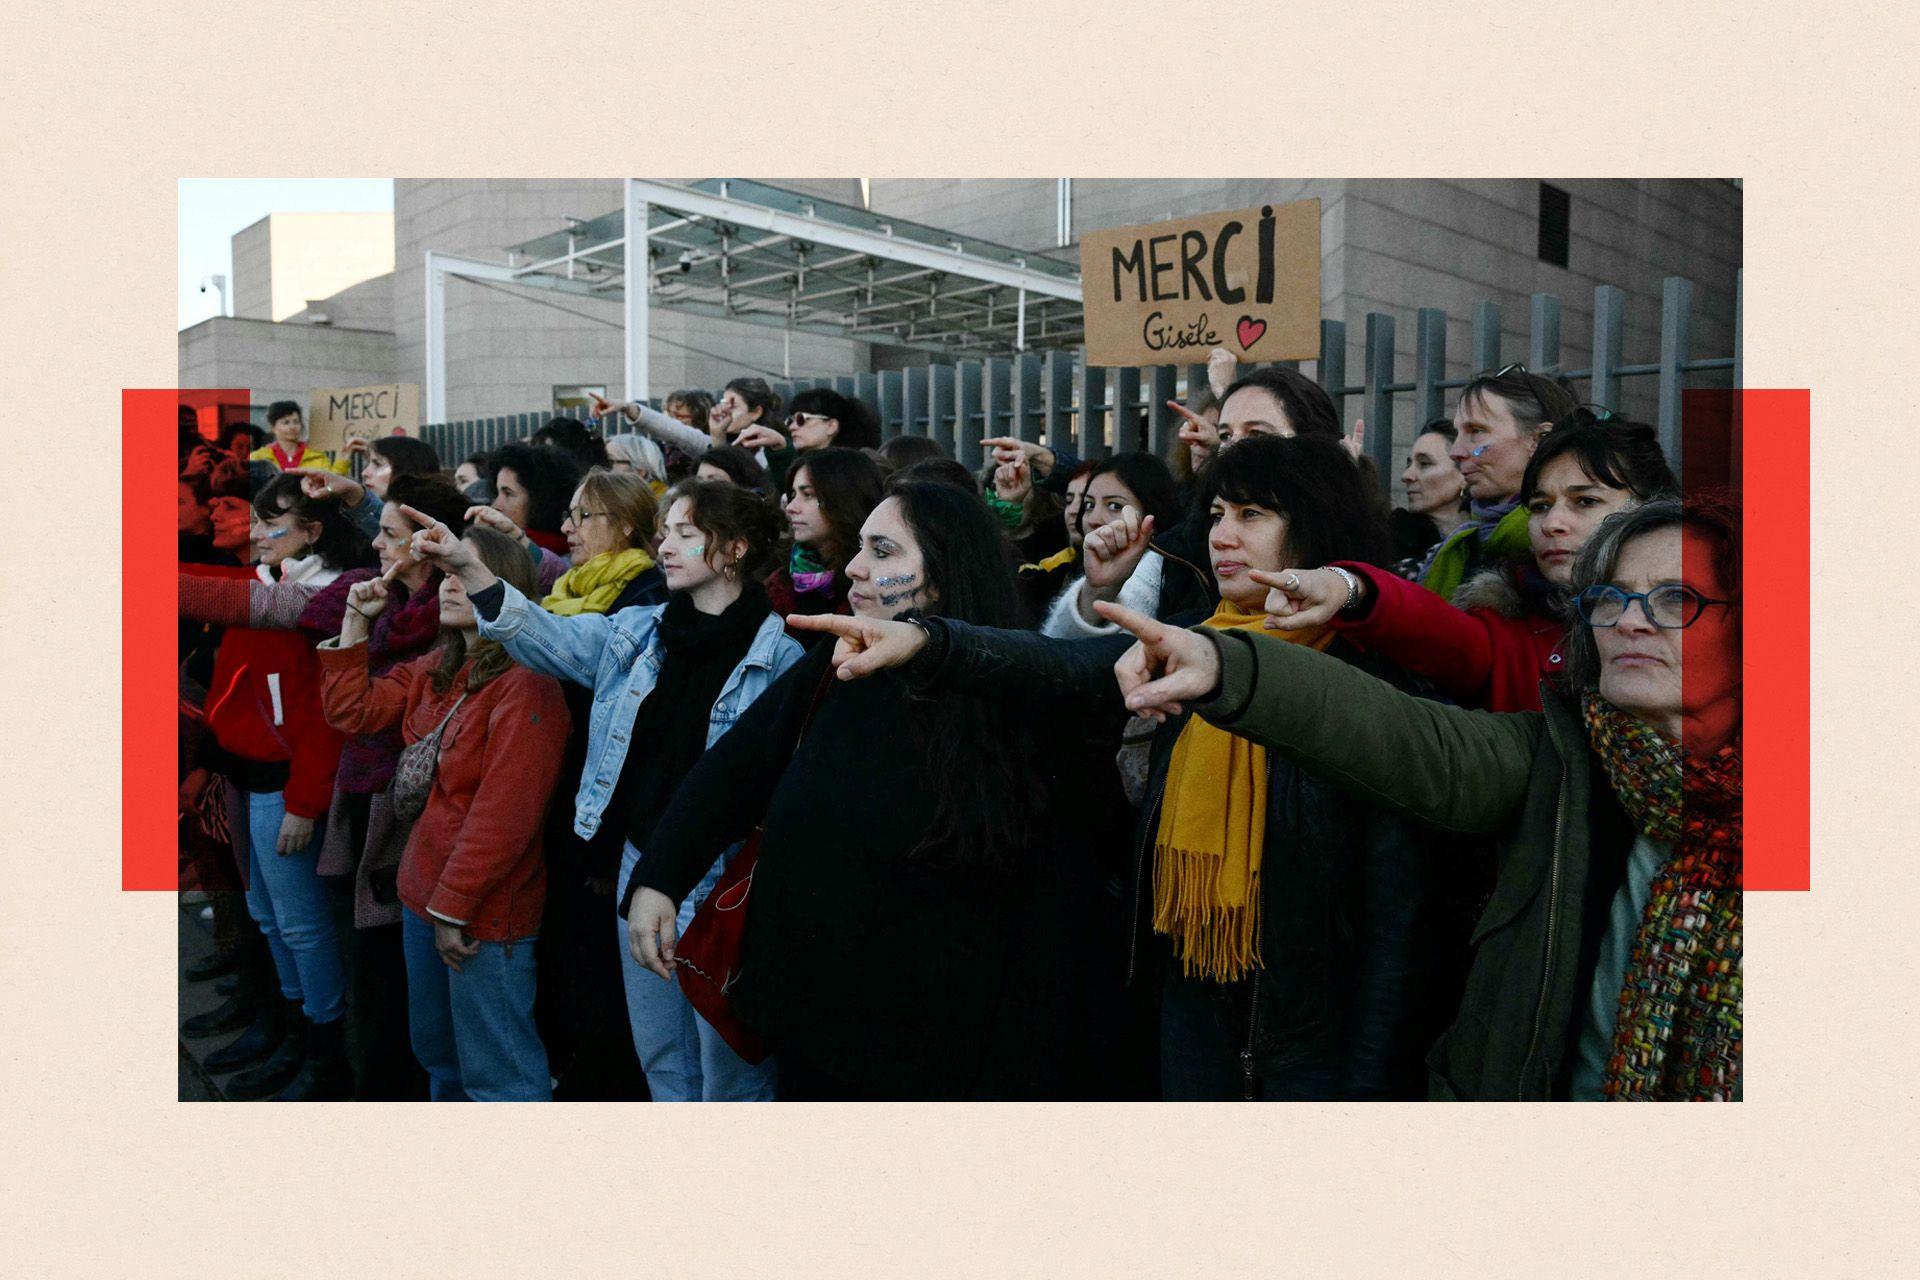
top-left (489, 441), bottom-right (585, 535)
top-left (783, 447), bottom-right (886, 575)
top-left (660, 478), bottom-right (786, 582)
top-left (787, 388), bottom-right (881, 451)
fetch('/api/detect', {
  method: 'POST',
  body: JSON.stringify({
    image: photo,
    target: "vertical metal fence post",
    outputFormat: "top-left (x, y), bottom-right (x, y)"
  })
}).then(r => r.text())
top-left (1078, 362), bottom-right (1109, 460)
top-left (1363, 312), bottom-right (1396, 490)
top-left (1045, 350), bottom-right (1073, 455)
top-left (1186, 362), bottom-right (1208, 404)
top-left (1318, 318), bottom-right (1348, 419)
top-left (1657, 276), bottom-right (1694, 466)
top-left (984, 358), bottom-right (1012, 447)
top-left (929, 363), bottom-right (956, 452)
top-left (1148, 366), bottom-right (1178, 458)
top-left (879, 370), bottom-right (904, 440)
top-left (857, 372), bottom-right (878, 414)
top-left (1413, 307), bottom-right (1448, 429)
top-left (1112, 366), bottom-right (1141, 454)
top-left (905, 366), bottom-right (930, 440)
top-left (1530, 293), bottom-right (1561, 372)
top-left (1591, 284), bottom-right (1626, 411)
top-left (955, 359), bottom-right (984, 466)
top-left (1472, 300), bottom-right (1502, 374)
top-left (1015, 353), bottom-right (1044, 444)
top-left (835, 376), bottom-right (857, 399)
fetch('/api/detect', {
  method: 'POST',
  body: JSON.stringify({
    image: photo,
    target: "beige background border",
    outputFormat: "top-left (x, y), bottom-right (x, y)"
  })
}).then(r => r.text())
top-left (0, 3), bottom-right (1910, 1274)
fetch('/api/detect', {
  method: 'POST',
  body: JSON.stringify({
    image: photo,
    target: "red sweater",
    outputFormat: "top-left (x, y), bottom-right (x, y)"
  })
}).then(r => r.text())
top-left (1330, 561), bottom-right (1567, 713)
top-left (184, 562), bottom-right (345, 818)
top-left (317, 643), bottom-right (569, 941)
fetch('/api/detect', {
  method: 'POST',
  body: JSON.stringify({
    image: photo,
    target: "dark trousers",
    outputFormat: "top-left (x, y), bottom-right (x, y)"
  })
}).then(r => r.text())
top-left (335, 792), bottom-right (428, 1101)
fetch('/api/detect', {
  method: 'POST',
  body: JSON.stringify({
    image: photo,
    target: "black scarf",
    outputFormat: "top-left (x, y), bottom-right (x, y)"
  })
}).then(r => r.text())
top-left (618, 582), bottom-right (775, 853)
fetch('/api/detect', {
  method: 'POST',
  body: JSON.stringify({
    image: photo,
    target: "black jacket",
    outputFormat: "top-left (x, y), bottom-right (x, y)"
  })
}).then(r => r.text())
top-left (905, 615), bottom-right (1449, 1100)
top-left (633, 641), bottom-right (1102, 1099)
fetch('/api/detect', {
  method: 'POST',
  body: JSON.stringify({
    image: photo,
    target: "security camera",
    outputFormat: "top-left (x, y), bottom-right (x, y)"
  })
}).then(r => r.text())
top-left (677, 250), bottom-right (694, 274)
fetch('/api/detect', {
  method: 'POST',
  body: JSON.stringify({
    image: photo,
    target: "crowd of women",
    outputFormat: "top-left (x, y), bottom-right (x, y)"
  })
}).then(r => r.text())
top-left (175, 349), bottom-right (1741, 1102)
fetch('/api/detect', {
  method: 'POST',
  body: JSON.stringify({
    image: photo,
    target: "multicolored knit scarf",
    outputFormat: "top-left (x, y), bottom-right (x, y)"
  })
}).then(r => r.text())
top-left (789, 544), bottom-right (837, 595)
top-left (1581, 693), bottom-right (1742, 1101)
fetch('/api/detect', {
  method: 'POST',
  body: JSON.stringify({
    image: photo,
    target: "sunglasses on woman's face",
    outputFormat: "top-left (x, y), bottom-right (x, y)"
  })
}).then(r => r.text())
top-left (786, 412), bottom-right (831, 430)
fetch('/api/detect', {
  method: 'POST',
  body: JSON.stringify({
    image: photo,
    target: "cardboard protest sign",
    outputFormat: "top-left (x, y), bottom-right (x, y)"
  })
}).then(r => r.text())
top-left (1078, 199), bottom-right (1320, 367)
top-left (306, 383), bottom-right (420, 454)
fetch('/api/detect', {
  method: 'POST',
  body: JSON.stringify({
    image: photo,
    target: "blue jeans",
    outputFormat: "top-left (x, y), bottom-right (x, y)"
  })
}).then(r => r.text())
top-left (615, 842), bottom-right (779, 1102)
top-left (401, 909), bottom-right (551, 1102)
top-left (243, 789), bottom-right (346, 1025)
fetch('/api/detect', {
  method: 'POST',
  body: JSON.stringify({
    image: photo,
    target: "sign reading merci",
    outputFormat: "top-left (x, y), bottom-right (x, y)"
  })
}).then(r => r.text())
top-left (305, 383), bottom-right (421, 455)
top-left (1078, 199), bottom-right (1321, 368)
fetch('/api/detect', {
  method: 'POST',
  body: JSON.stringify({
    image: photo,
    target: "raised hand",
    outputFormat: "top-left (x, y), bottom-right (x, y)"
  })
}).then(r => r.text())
top-left (1343, 418), bottom-right (1367, 463)
top-left (345, 575), bottom-right (392, 620)
top-left (1082, 506), bottom-right (1156, 595)
top-left (588, 391), bottom-right (638, 423)
top-left (1169, 399), bottom-right (1221, 456)
top-left (785, 612), bottom-right (928, 680)
top-left (401, 505), bottom-right (479, 576)
top-left (1095, 600), bottom-right (1222, 722)
top-left (463, 503), bottom-right (528, 548)
top-left (1207, 345), bottom-right (1239, 397)
top-left (293, 466), bottom-right (364, 506)
top-left (734, 424), bottom-right (789, 452)
top-left (979, 436), bottom-right (1058, 478)
top-left (1249, 566), bottom-right (1363, 630)
top-left (993, 456), bottom-right (1032, 503)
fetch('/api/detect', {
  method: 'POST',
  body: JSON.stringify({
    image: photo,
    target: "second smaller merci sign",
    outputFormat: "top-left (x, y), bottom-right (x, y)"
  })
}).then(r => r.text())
top-left (1077, 198), bottom-right (1321, 368)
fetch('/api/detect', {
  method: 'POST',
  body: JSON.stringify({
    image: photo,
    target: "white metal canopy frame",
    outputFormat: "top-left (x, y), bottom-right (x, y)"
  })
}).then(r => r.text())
top-left (424, 178), bottom-right (1087, 422)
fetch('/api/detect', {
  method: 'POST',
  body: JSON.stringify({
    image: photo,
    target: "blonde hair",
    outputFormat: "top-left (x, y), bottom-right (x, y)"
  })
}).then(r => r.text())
top-left (577, 467), bottom-right (660, 549)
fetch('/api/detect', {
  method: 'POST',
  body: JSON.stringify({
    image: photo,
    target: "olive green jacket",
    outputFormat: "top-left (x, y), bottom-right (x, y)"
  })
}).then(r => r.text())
top-left (1199, 627), bottom-right (1630, 1100)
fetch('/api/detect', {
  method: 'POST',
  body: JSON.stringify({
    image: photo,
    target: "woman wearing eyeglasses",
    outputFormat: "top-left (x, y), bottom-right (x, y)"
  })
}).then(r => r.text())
top-left (1102, 492), bottom-right (1742, 1101)
top-left (1258, 412), bottom-right (1676, 713)
top-left (1418, 364), bottom-right (1579, 599)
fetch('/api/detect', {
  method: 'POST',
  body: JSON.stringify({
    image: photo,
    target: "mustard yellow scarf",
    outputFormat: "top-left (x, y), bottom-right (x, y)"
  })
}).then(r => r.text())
top-left (542, 547), bottom-right (655, 616)
top-left (1152, 599), bottom-right (1334, 982)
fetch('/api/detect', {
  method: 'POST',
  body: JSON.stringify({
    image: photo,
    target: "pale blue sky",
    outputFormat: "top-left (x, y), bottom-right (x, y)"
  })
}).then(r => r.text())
top-left (177, 179), bottom-right (394, 330)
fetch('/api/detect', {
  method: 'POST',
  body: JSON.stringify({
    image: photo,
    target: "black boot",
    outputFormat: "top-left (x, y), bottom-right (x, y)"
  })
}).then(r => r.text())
top-left (184, 947), bottom-right (240, 983)
top-left (182, 989), bottom-right (258, 1039)
top-left (225, 1000), bottom-right (309, 1099)
top-left (274, 1016), bottom-right (352, 1101)
top-left (215, 972), bottom-right (241, 998)
top-left (204, 990), bottom-right (285, 1073)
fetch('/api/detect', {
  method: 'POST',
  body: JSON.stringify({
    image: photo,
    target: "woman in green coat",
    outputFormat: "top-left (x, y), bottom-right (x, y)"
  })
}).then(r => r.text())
top-left (1099, 495), bottom-right (1742, 1102)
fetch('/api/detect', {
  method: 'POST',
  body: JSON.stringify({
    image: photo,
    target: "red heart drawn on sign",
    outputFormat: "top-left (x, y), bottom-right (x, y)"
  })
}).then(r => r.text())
top-left (1236, 316), bottom-right (1267, 351)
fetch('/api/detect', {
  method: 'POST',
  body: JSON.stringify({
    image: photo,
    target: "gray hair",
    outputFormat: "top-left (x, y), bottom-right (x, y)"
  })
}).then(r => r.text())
top-left (605, 433), bottom-right (668, 484)
top-left (1561, 493), bottom-right (1742, 692)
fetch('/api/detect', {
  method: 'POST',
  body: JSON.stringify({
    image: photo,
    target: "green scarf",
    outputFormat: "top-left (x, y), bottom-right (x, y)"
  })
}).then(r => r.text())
top-left (1581, 694), bottom-right (1742, 1101)
top-left (1419, 505), bottom-right (1532, 601)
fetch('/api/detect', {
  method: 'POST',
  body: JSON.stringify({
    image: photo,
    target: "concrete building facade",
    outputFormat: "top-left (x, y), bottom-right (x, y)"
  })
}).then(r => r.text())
top-left (181, 178), bottom-right (1739, 451)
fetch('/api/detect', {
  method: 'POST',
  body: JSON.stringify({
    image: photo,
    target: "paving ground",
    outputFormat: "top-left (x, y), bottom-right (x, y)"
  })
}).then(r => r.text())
top-left (176, 896), bottom-right (235, 1101)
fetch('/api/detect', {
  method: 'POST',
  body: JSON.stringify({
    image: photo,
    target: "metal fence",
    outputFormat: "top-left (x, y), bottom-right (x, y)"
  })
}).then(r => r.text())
top-left (422, 271), bottom-right (1739, 489)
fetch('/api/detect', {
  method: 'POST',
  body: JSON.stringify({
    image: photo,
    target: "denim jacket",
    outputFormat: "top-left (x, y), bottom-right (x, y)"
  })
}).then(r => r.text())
top-left (476, 580), bottom-right (805, 839)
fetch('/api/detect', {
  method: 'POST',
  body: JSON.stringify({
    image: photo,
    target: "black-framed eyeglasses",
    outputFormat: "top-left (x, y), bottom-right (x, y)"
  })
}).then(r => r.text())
top-left (1576, 584), bottom-right (1734, 630)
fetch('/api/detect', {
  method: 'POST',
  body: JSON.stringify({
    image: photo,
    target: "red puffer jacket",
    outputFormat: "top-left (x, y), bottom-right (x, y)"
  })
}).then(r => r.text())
top-left (316, 643), bottom-right (569, 942)
top-left (1329, 561), bottom-right (1568, 713)
top-left (184, 562), bottom-right (346, 818)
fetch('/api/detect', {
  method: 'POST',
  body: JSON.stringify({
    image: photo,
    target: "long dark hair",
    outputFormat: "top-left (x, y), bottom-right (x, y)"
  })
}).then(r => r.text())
top-left (723, 377), bottom-right (782, 430)
top-left (532, 416), bottom-right (610, 470)
top-left (1201, 435), bottom-right (1395, 569)
top-left (784, 447), bottom-right (886, 573)
top-left (431, 525), bottom-right (538, 695)
top-left (250, 474), bottom-right (376, 572)
top-left (886, 482), bottom-right (1039, 881)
